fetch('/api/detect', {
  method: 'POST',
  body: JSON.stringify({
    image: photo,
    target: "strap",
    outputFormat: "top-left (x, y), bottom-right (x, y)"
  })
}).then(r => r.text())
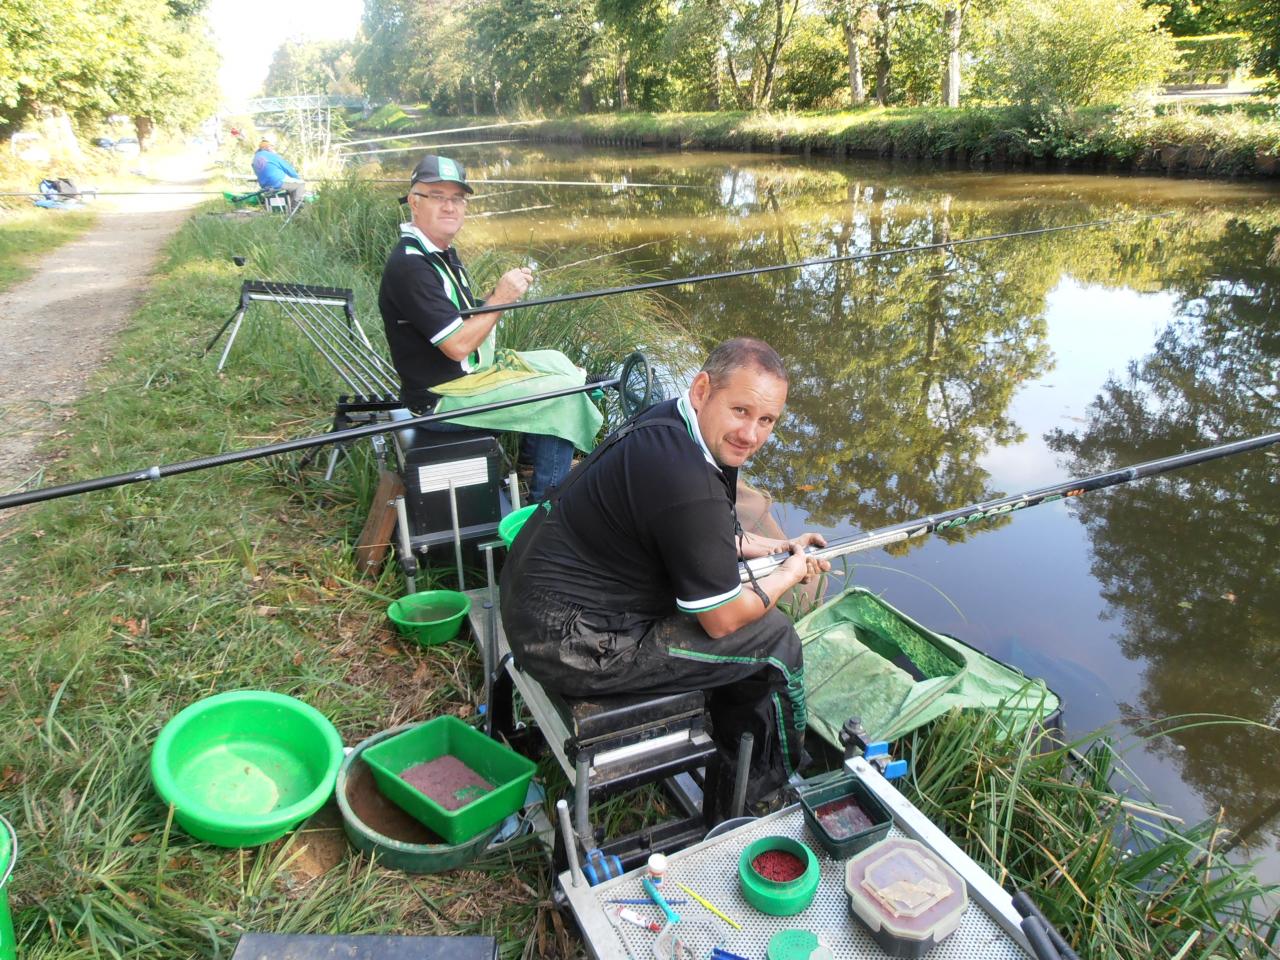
top-left (735, 517), bottom-right (772, 609)
top-left (543, 415), bottom-right (685, 507)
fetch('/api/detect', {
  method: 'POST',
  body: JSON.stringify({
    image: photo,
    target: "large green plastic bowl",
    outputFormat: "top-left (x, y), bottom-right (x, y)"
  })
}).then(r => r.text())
top-left (150, 690), bottom-right (344, 848)
top-left (387, 590), bottom-right (471, 646)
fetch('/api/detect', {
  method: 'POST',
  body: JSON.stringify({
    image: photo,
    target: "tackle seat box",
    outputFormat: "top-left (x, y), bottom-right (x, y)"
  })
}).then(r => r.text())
top-left (506, 658), bottom-right (716, 794)
top-left (392, 422), bottom-right (502, 543)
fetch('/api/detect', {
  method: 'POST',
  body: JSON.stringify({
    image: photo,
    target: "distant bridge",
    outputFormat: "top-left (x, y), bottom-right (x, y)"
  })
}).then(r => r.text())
top-left (243, 95), bottom-right (370, 114)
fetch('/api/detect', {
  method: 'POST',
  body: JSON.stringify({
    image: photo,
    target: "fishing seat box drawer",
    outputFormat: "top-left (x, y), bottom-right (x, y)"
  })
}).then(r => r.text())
top-left (392, 425), bottom-right (502, 542)
top-left (525, 675), bottom-right (715, 792)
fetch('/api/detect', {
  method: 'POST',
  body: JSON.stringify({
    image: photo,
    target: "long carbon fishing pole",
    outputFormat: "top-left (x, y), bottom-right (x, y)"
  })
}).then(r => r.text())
top-left (740, 430), bottom-right (1280, 580)
top-left (459, 212), bottom-right (1174, 316)
top-left (320, 176), bottom-right (704, 190)
top-left (0, 368), bottom-right (645, 511)
top-left (337, 119), bottom-right (544, 148)
top-left (338, 137), bottom-right (527, 157)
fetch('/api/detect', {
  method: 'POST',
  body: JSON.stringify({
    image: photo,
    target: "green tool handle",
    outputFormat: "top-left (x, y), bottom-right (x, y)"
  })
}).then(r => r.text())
top-left (642, 877), bottom-right (680, 925)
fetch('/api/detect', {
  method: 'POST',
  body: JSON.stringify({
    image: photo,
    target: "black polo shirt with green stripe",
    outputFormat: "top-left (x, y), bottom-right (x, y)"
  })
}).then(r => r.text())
top-left (379, 223), bottom-right (483, 410)
top-left (520, 393), bottom-right (743, 621)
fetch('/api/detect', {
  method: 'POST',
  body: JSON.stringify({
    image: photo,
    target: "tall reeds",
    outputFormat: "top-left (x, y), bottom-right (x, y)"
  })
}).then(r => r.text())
top-left (907, 708), bottom-right (1279, 957)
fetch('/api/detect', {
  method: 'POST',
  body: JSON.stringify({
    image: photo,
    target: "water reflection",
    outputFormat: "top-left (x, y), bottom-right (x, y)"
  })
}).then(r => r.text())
top-left (414, 145), bottom-right (1280, 864)
top-left (1047, 214), bottom-right (1280, 852)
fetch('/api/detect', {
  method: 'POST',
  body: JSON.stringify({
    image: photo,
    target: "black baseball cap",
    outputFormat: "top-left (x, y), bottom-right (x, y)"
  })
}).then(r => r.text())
top-left (409, 155), bottom-right (474, 194)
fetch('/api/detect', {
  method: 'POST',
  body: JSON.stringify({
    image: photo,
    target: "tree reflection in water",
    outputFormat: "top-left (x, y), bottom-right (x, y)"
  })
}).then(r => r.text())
top-left (1048, 215), bottom-right (1280, 849)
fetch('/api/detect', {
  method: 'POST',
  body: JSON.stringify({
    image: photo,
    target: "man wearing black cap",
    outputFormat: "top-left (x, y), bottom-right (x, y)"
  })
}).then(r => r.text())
top-left (379, 154), bottom-right (574, 502)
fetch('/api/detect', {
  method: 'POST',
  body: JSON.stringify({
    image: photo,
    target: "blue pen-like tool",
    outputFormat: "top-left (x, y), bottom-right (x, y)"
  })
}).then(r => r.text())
top-left (642, 876), bottom-right (681, 925)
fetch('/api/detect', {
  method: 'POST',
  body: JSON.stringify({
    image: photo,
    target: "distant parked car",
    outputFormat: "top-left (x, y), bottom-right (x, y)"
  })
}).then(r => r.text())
top-left (113, 137), bottom-right (140, 156)
top-left (92, 137), bottom-right (115, 149)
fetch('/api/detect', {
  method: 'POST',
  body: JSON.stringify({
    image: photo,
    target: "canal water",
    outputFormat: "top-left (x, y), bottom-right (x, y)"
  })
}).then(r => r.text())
top-left (421, 144), bottom-right (1280, 880)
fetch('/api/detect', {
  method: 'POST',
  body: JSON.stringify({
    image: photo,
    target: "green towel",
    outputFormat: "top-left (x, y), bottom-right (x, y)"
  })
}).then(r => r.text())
top-left (432, 350), bottom-right (539, 396)
top-left (434, 349), bottom-right (602, 452)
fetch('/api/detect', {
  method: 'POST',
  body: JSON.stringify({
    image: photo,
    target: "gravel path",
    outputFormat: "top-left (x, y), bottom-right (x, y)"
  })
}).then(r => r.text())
top-left (0, 152), bottom-right (212, 498)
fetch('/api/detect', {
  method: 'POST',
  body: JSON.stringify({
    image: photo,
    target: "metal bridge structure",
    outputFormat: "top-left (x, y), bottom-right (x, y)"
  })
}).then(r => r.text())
top-left (240, 95), bottom-right (373, 163)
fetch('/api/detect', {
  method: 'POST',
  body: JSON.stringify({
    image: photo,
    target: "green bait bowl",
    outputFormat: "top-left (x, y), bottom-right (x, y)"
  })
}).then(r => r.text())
top-left (739, 834), bottom-right (821, 916)
top-left (150, 690), bottom-right (343, 848)
top-left (387, 590), bottom-right (471, 646)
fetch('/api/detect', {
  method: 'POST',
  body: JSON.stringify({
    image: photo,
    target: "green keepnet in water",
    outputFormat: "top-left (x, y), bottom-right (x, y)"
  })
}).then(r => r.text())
top-left (797, 589), bottom-right (1060, 745)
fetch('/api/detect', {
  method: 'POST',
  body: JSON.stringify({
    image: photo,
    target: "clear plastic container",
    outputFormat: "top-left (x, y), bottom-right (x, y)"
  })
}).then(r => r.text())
top-left (845, 837), bottom-right (968, 958)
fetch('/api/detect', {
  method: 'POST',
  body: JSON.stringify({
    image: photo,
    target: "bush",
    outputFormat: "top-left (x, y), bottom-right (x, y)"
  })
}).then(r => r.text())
top-left (971, 0), bottom-right (1178, 109)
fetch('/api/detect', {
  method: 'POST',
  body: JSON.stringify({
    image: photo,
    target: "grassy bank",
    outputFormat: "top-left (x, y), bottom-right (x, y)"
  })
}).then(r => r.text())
top-left (0, 206), bottom-right (97, 291)
top-left (357, 102), bottom-right (1280, 178)
top-left (1, 185), bottom-right (1274, 959)
top-left (0, 189), bottom-right (688, 959)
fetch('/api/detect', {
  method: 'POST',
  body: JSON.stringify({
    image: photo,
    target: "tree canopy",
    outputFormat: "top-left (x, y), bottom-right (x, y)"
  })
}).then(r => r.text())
top-left (0, 0), bottom-right (218, 137)
top-left (345, 0), bottom-right (1247, 114)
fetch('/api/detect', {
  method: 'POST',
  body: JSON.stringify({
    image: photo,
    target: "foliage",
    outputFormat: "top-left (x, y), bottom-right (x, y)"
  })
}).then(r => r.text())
top-left (264, 40), bottom-right (361, 97)
top-left (907, 709), bottom-right (1280, 958)
top-left (773, 15), bottom-right (849, 110)
top-left (1171, 32), bottom-right (1250, 84)
top-left (529, 102), bottom-right (1280, 175)
top-left (1234, 0), bottom-right (1280, 88)
top-left (885, 2), bottom-right (946, 106)
top-left (969, 0), bottom-right (1179, 109)
top-left (0, 0), bottom-right (218, 136)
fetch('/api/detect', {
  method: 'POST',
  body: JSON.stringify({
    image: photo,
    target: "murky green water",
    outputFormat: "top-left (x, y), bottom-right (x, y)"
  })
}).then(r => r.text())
top-left (401, 144), bottom-right (1280, 879)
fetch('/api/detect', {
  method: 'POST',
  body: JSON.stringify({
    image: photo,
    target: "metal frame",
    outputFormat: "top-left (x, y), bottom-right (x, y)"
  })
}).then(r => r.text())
top-left (558, 766), bottom-right (1034, 960)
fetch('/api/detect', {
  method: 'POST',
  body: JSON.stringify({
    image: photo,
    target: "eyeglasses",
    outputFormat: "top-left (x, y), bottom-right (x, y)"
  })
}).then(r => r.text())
top-left (411, 191), bottom-right (469, 207)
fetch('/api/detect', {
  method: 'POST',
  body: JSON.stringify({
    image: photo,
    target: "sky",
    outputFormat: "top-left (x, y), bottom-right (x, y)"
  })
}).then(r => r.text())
top-left (206, 0), bottom-right (364, 104)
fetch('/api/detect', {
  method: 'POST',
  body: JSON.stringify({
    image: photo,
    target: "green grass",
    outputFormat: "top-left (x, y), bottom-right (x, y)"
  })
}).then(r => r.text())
top-left (907, 709), bottom-right (1279, 957)
top-left (2, 184), bottom-right (1275, 959)
top-left (0, 185), bottom-right (695, 959)
top-left (0, 207), bottom-right (97, 291)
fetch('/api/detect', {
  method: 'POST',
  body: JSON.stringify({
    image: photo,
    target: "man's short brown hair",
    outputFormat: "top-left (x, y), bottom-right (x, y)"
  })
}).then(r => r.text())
top-left (701, 337), bottom-right (788, 387)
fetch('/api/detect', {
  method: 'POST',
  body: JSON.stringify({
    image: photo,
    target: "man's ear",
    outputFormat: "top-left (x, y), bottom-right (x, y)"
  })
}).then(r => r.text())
top-left (689, 370), bottom-right (711, 410)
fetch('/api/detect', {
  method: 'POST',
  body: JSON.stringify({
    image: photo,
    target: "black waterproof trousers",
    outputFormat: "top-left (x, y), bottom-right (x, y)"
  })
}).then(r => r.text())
top-left (501, 584), bottom-right (808, 812)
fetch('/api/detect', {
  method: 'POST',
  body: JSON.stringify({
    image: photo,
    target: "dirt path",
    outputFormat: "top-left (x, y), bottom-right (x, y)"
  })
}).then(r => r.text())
top-left (0, 151), bottom-right (213, 497)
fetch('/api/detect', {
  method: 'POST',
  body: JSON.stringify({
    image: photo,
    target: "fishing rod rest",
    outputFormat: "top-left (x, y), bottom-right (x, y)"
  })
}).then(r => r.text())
top-left (840, 718), bottom-right (908, 780)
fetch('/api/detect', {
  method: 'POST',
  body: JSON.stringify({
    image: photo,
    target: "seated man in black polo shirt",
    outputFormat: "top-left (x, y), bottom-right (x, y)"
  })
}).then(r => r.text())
top-left (500, 337), bottom-right (829, 814)
top-left (379, 154), bottom-right (574, 502)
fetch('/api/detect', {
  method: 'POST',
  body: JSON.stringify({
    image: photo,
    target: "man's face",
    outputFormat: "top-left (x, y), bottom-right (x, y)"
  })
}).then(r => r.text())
top-left (688, 365), bottom-right (787, 469)
top-left (409, 181), bottom-right (469, 247)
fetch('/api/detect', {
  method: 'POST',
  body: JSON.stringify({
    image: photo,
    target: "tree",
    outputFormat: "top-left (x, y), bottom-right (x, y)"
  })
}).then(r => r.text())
top-left (264, 40), bottom-right (360, 97)
top-left (1234, 0), bottom-right (1280, 87)
top-left (720, 0), bottom-right (802, 108)
top-left (971, 0), bottom-right (1177, 109)
top-left (111, 1), bottom-right (219, 141)
top-left (0, 0), bottom-right (217, 139)
top-left (1046, 214), bottom-right (1280, 837)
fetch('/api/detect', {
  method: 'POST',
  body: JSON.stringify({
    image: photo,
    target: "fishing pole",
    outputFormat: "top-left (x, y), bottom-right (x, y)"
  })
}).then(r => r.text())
top-left (0, 190), bottom-right (241, 198)
top-left (458, 212), bottom-right (1175, 317)
top-left (337, 119), bottom-right (544, 149)
top-left (338, 137), bottom-right (527, 157)
top-left (740, 430), bottom-right (1280, 580)
top-left (0, 354), bottom-right (655, 511)
top-left (317, 176), bottom-right (704, 190)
